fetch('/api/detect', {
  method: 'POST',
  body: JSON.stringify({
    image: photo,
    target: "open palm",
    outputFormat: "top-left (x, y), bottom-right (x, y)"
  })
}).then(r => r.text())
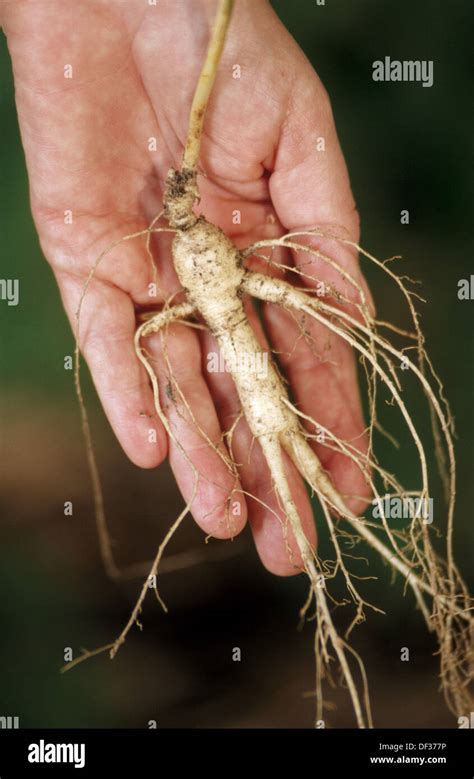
top-left (3, 0), bottom-right (370, 574)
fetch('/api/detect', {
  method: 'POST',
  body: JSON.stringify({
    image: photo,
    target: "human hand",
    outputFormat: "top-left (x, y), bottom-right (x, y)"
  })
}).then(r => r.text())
top-left (2, 0), bottom-right (370, 574)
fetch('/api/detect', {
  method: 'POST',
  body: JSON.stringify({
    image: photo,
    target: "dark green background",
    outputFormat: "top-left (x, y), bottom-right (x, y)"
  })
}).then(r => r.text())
top-left (0, 0), bottom-right (472, 727)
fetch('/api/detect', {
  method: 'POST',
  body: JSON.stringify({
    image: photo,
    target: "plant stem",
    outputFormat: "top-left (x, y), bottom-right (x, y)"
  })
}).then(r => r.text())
top-left (182, 0), bottom-right (235, 172)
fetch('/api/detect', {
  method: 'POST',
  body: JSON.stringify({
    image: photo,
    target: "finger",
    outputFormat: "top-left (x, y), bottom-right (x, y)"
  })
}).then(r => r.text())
top-left (237, 423), bottom-right (317, 577)
top-left (144, 321), bottom-right (247, 539)
top-left (269, 67), bottom-right (374, 317)
top-left (57, 270), bottom-right (167, 469)
top-left (201, 302), bottom-right (316, 576)
top-left (264, 301), bottom-right (371, 516)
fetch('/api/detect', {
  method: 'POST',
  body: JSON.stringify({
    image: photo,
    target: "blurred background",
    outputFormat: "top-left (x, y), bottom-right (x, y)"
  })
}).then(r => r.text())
top-left (0, 0), bottom-right (472, 728)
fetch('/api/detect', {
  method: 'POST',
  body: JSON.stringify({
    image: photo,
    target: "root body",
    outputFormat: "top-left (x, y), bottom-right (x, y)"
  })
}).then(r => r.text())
top-left (171, 211), bottom-right (298, 441)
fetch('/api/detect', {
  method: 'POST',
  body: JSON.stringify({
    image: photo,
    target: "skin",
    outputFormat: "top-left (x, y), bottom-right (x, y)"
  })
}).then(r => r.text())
top-left (1, 0), bottom-right (372, 575)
